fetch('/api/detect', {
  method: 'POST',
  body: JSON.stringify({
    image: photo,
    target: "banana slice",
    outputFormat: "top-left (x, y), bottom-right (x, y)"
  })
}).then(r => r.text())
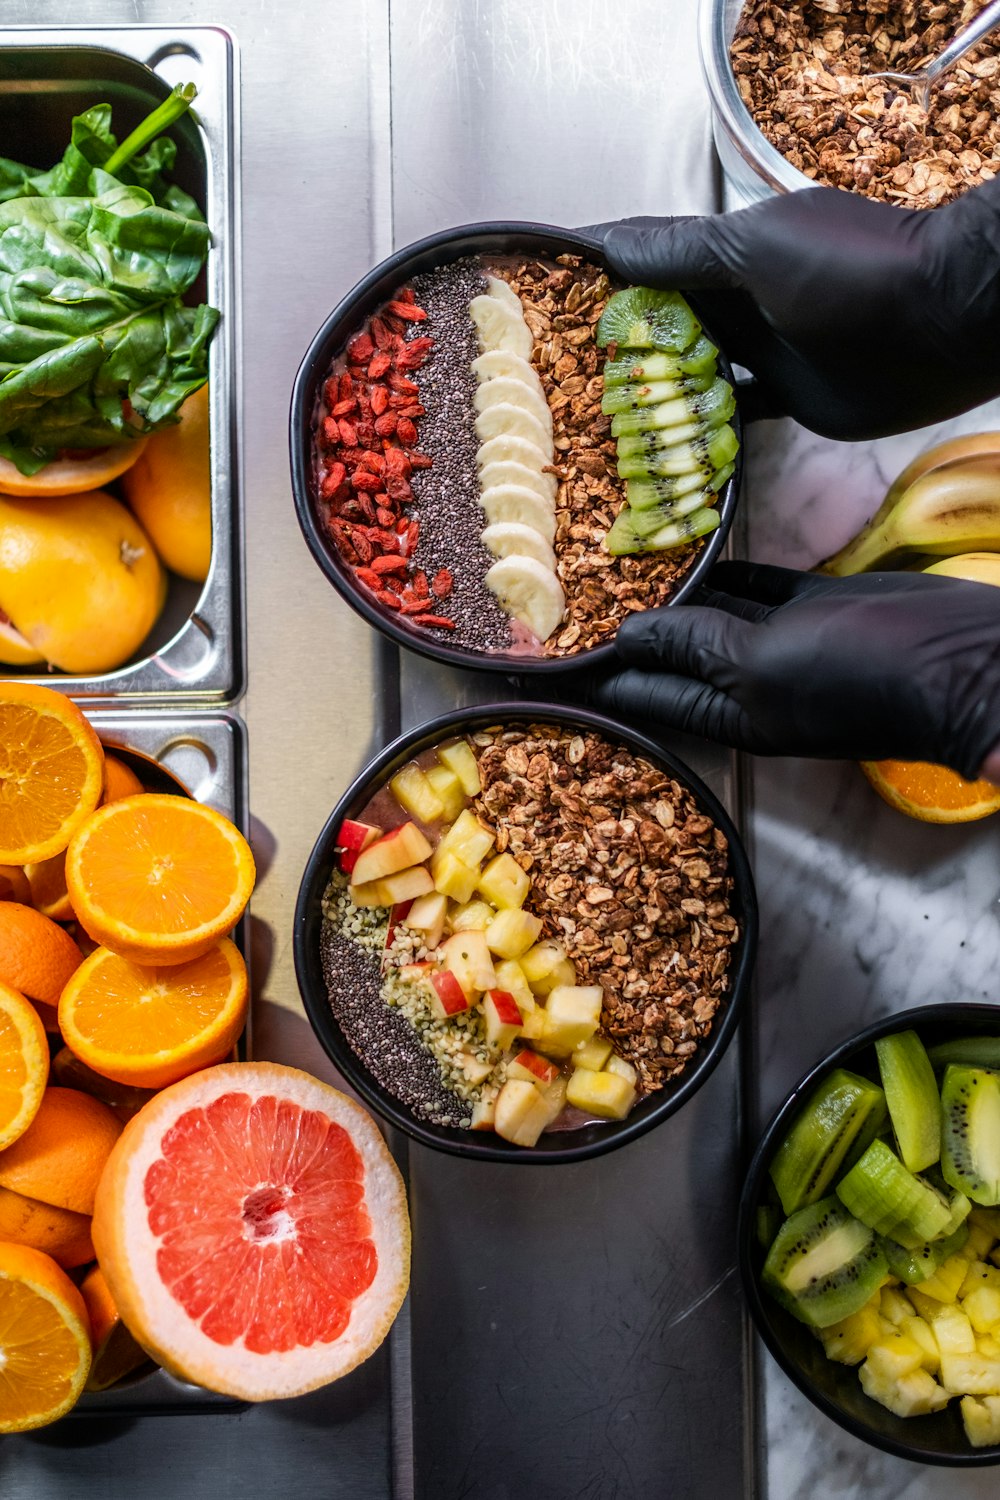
top-left (469, 296), bottom-right (534, 360)
top-left (486, 276), bottom-right (524, 314)
top-left (479, 484), bottom-right (556, 543)
top-left (472, 350), bottom-right (538, 387)
top-left (479, 458), bottom-right (557, 504)
top-left (486, 555), bottom-right (566, 643)
top-left (475, 434), bottom-right (551, 476)
top-left (475, 402), bottom-right (550, 453)
top-left (481, 521), bottom-right (558, 573)
top-left (474, 375), bottom-right (553, 436)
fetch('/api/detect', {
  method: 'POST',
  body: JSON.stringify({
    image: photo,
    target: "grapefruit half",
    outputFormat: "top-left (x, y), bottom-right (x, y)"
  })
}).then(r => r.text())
top-left (92, 1062), bottom-right (410, 1400)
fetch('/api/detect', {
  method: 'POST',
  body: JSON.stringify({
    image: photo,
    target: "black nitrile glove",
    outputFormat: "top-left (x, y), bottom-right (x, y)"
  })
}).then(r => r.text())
top-left (595, 182), bottom-right (1000, 441)
top-left (589, 562), bottom-right (1000, 780)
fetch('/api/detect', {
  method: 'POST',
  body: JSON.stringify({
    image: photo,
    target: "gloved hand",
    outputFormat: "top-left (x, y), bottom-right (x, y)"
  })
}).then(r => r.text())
top-left (595, 181), bottom-right (1000, 441)
top-left (589, 562), bottom-right (1000, 781)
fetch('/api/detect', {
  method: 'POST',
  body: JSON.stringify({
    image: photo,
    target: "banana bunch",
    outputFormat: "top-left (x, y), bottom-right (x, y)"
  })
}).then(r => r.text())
top-left (823, 434), bottom-right (1000, 576)
top-left (469, 277), bottom-right (566, 643)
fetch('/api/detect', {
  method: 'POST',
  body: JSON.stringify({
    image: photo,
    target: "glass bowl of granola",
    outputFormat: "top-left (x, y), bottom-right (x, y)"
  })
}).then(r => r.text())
top-left (702, 0), bottom-right (1000, 208)
top-left (289, 223), bottom-right (743, 673)
top-left (293, 704), bottom-right (757, 1162)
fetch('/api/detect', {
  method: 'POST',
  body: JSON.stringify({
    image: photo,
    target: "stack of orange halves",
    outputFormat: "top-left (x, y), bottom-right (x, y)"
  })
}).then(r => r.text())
top-left (0, 682), bottom-right (254, 1429)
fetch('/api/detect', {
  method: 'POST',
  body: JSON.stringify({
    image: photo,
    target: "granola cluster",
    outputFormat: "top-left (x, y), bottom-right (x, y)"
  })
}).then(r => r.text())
top-left (493, 257), bottom-right (704, 656)
top-left (472, 725), bottom-right (739, 1092)
top-left (732, 0), bottom-right (1000, 207)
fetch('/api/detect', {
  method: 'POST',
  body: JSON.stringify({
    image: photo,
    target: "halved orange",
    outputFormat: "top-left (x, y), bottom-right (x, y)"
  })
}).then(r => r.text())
top-left (0, 980), bottom-right (48, 1150)
top-left (59, 938), bottom-right (248, 1090)
top-left (0, 442), bottom-right (147, 498)
top-left (93, 1063), bottom-right (410, 1400)
top-left (0, 1241), bottom-right (92, 1430)
top-left (80, 1265), bottom-right (150, 1392)
top-left (65, 795), bottom-right (255, 966)
top-left (0, 1086), bottom-right (122, 1216)
top-left (861, 760), bottom-right (1000, 824)
top-left (0, 685), bottom-right (104, 863)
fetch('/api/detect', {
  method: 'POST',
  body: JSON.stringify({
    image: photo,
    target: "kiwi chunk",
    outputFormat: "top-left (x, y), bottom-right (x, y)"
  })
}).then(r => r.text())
top-left (880, 1222), bottom-right (970, 1285)
top-left (604, 505), bottom-right (720, 557)
top-left (611, 379), bottom-right (736, 438)
top-left (596, 287), bottom-right (701, 352)
top-left (627, 464), bottom-right (734, 513)
top-left (762, 1195), bottom-right (888, 1329)
top-left (603, 335), bottom-right (718, 385)
top-left (835, 1139), bottom-right (951, 1247)
top-left (623, 485), bottom-right (726, 536)
top-left (769, 1067), bottom-right (887, 1216)
top-left (617, 422), bottom-right (739, 481)
top-left (928, 1036), bottom-right (1000, 1072)
top-left (875, 1029), bottom-right (941, 1173)
top-left (601, 369), bottom-right (715, 415)
top-left (941, 1065), bottom-right (1000, 1205)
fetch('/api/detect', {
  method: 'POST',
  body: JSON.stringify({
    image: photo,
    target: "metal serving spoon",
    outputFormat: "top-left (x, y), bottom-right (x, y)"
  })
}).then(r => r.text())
top-left (868, 0), bottom-right (1000, 112)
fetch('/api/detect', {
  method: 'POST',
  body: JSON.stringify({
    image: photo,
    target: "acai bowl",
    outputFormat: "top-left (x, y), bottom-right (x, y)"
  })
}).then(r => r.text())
top-left (289, 224), bottom-right (744, 675)
top-left (294, 705), bottom-right (756, 1163)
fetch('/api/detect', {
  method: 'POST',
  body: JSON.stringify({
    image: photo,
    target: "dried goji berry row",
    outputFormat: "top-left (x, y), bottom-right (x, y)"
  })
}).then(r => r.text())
top-left (314, 290), bottom-right (454, 629)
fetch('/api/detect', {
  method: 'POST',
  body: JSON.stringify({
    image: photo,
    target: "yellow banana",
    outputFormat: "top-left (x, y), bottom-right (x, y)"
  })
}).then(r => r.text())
top-left (881, 432), bottom-right (1000, 512)
top-left (923, 552), bottom-right (1000, 586)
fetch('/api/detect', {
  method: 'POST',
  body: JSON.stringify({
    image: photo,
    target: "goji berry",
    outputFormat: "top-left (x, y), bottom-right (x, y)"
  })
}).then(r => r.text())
top-left (359, 449), bottom-right (385, 474)
top-left (372, 555), bottom-right (408, 576)
top-left (406, 520), bottom-right (420, 553)
top-left (356, 422), bottom-right (375, 448)
top-left (413, 570), bottom-right (430, 598)
top-left (397, 417), bottom-right (418, 447)
top-left (368, 352), bottom-right (391, 379)
top-left (355, 567), bottom-right (381, 589)
top-left (339, 372), bottom-right (355, 402)
top-left (385, 300), bottom-right (428, 322)
top-left (371, 316), bottom-right (393, 351)
top-left (323, 377), bottom-right (340, 407)
top-left (331, 397), bottom-right (357, 417)
top-left (412, 613), bottom-right (455, 629)
top-left (352, 469), bottom-right (382, 492)
top-left (395, 287), bottom-right (416, 304)
top-left (357, 390), bottom-right (373, 419)
top-left (339, 447), bottom-right (363, 469)
top-left (375, 505), bottom-right (395, 528)
top-left (370, 385), bottom-right (389, 416)
top-left (338, 418), bottom-right (358, 446)
top-left (374, 412), bottom-right (397, 438)
top-left (384, 447), bottom-right (411, 478)
top-left (376, 589), bottom-right (402, 610)
top-left (385, 475), bottom-right (413, 503)
top-left (408, 451), bottom-right (433, 469)
top-left (358, 495), bottom-right (377, 522)
top-left (352, 532), bottom-right (375, 564)
top-left (347, 332), bottom-right (374, 362)
top-left (320, 416), bottom-right (342, 448)
top-left (320, 460), bottom-right (346, 493)
top-left (339, 499), bottom-right (361, 520)
top-left (387, 372), bottom-right (419, 396)
top-left (397, 403), bottom-right (424, 419)
top-left (399, 598), bottom-right (429, 614)
top-left (432, 568), bottom-right (453, 599)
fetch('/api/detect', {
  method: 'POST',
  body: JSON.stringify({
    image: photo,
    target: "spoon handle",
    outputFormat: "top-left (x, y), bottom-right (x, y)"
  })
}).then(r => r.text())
top-left (926, 0), bottom-right (1000, 81)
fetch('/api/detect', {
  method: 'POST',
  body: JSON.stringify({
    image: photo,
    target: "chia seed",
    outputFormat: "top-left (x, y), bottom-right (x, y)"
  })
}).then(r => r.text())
top-left (408, 261), bottom-right (513, 653)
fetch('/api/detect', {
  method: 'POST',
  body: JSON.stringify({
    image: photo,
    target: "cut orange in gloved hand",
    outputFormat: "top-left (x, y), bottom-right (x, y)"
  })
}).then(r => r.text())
top-left (59, 938), bottom-right (248, 1090)
top-left (65, 795), bottom-right (255, 966)
top-left (0, 1087), bottom-right (122, 1216)
top-left (0, 980), bottom-right (48, 1150)
top-left (93, 1063), bottom-right (410, 1401)
top-left (0, 1241), bottom-right (92, 1431)
top-left (80, 1265), bottom-right (150, 1392)
top-left (861, 759), bottom-right (1000, 824)
top-left (0, 903), bottom-right (82, 1007)
top-left (0, 684), bottom-right (104, 864)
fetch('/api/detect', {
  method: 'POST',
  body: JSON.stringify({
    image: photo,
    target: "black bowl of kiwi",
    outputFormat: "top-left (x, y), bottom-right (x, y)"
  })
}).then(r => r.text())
top-left (740, 1003), bottom-right (1000, 1465)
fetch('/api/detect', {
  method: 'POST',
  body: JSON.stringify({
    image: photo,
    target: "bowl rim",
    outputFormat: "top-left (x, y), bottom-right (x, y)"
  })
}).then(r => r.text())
top-left (739, 1000), bottom-right (1000, 1466)
top-left (293, 700), bottom-right (757, 1164)
top-left (288, 219), bottom-right (744, 676)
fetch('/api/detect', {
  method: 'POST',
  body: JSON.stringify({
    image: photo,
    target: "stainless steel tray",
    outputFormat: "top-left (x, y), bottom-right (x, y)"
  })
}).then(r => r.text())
top-left (0, 28), bottom-right (243, 704)
top-left (69, 708), bottom-right (249, 1415)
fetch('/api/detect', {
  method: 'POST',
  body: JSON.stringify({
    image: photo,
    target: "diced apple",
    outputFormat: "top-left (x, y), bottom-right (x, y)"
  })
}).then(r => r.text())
top-left (390, 762), bottom-right (445, 824)
top-left (336, 819), bottom-right (381, 875)
top-left (572, 1036), bottom-right (613, 1072)
top-left (470, 1093), bottom-right (498, 1130)
top-left (432, 850), bottom-right (480, 904)
top-left (540, 985), bottom-right (603, 1054)
top-left (540, 1072), bottom-right (568, 1126)
top-left (494, 959), bottom-right (535, 1015)
top-left (399, 961), bottom-right (434, 983)
top-left (450, 899), bottom-right (495, 932)
top-left (434, 809), bottom-right (494, 869)
top-left (437, 739), bottom-right (481, 797)
top-left (455, 1050), bottom-right (495, 1087)
top-left (477, 852), bottom-right (530, 911)
top-left (440, 931), bottom-right (496, 999)
top-left (382, 899), bottom-right (415, 964)
top-left (429, 969), bottom-right (470, 1019)
top-left (520, 941), bottom-right (576, 994)
top-left (350, 864), bottom-right (435, 908)
top-left (494, 1079), bottom-right (551, 1148)
top-left (507, 1049), bottom-right (560, 1088)
top-left (485, 907), bottom-right (541, 959)
top-left (425, 764), bottom-right (466, 822)
top-left (483, 989), bottom-right (523, 1049)
top-left (404, 891), bottom-right (447, 949)
top-left (566, 1066), bottom-right (636, 1121)
top-left (605, 1055), bottom-right (638, 1089)
top-left (352, 821), bottom-right (433, 886)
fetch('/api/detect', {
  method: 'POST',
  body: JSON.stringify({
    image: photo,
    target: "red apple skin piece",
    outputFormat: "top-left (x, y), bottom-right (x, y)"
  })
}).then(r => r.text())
top-left (486, 989), bottom-right (522, 1026)
top-left (352, 821), bottom-right (434, 886)
top-left (509, 1049), bottom-right (559, 1087)
top-left (430, 969), bottom-right (470, 1018)
top-left (336, 819), bottom-right (381, 875)
top-left (381, 900), bottom-right (415, 968)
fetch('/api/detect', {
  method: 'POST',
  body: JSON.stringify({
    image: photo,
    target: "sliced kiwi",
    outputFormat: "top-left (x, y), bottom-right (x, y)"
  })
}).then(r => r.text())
top-left (601, 368), bottom-right (715, 415)
top-left (941, 1065), bottom-right (1000, 1205)
top-left (605, 505), bottom-right (719, 556)
top-left (610, 379), bottom-right (736, 438)
top-left (596, 287), bottom-right (701, 352)
top-left (756, 1202), bottom-right (784, 1250)
top-left (621, 485), bottom-right (725, 538)
top-left (880, 1222), bottom-right (970, 1285)
top-left (602, 335), bottom-right (718, 386)
top-left (768, 1068), bottom-right (887, 1217)
top-left (875, 1029), bottom-right (941, 1174)
top-left (626, 464), bottom-right (734, 513)
top-left (835, 1139), bottom-right (951, 1248)
top-left (616, 422), bottom-right (739, 480)
top-left (761, 1195), bottom-right (888, 1329)
top-left (923, 1167), bottom-right (972, 1237)
top-left (928, 1037), bottom-right (1000, 1072)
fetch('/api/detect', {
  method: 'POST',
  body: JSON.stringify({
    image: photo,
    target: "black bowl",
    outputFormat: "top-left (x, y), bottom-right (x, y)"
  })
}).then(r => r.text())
top-left (739, 1001), bottom-right (1000, 1466)
top-left (293, 702), bottom-right (757, 1163)
top-left (289, 221), bottom-right (743, 675)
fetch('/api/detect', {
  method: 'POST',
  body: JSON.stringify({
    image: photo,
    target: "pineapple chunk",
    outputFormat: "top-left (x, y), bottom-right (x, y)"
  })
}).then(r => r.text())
top-left (879, 1287), bottom-right (915, 1327)
top-left (566, 1066), bottom-right (636, 1121)
top-left (477, 852), bottom-right (530, 911)
top-left (908, 1288), bottom-right (943, 1322)
top-left (860, 1363), bottom-right (949, 1418)
top-left (572, 1036), bottom-right (614, 1072)
top-left (978, 1335), bottom-right (1000, 1359)
top-left (449, 899), bottom-right (494, 933)
top-left (404, 891), bottom-right (447, 948)
top-left (520, 941), bottom-right (576, 995)
top-left (520, 1009), bottom-right (547, 1042)
top-left (494, 1079), bottom-right (550, 1148)
top-left (960, 1260), bottom-right (1000, 1299)
top-left (390, 763), bottom-right (445, 824)
top-left (819, 1301), bottom-right (882, 1365)
top-left (900, 1315), bottom-right (940, 1372)
top-left (971, 1207), bottom-right (1000, 1238)
top-left (493, 959), bottom-right (535, 1015)
top-left (915, 1254), bottom-right (969, 1304)
top-left (425, 763), bottom-right (466, 822)
top-left (940, 1353), bottom-right (1000, 1396)
top-left (437, 739), bottom-right (481, 797)
top-left (965, 1221), bottom-right (996, 1260)
top-left (539, 986), bottom-right (603, 1055)
top-left (865, 1333), bottom-right (926, 1383)
top-left (432, 850), bottom-right (479, 904)
top-left (434, 809), bottom-right (494, 868)
top-left (605, 1055), bottom-right (638, 1089)
top-left (540, 1072), bottom-right (568, 1125)
top-left (440, 931), bottom-right (496, 999)
top-left (933, 1306), bottom-right (976, 1356)
top-left (964, 1286), bottom-right (1000, 1333)
top-left (961, 1395), bottom-right (1000, 1447)
top-left (485, 907), bottom-right (542, 959)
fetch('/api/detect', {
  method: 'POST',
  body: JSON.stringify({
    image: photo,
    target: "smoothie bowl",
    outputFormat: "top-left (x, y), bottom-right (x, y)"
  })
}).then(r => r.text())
top-left (289, 224), bottom-right (743, 674)
top-left (294, 705), bottom-right (756, 1162)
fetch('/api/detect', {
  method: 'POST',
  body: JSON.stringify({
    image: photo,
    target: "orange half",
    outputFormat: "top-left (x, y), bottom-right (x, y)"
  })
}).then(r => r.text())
top-left (0, 442), bottom-right (148, 498)
top-left (0, 685), bottom-right (104, 864)
top-left (0, 980), bottom-right (48, 1150)
top-left (861, 760), bottom-right (1000, 824)
top-left (0, 1241), bottom-right (92, 1430)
